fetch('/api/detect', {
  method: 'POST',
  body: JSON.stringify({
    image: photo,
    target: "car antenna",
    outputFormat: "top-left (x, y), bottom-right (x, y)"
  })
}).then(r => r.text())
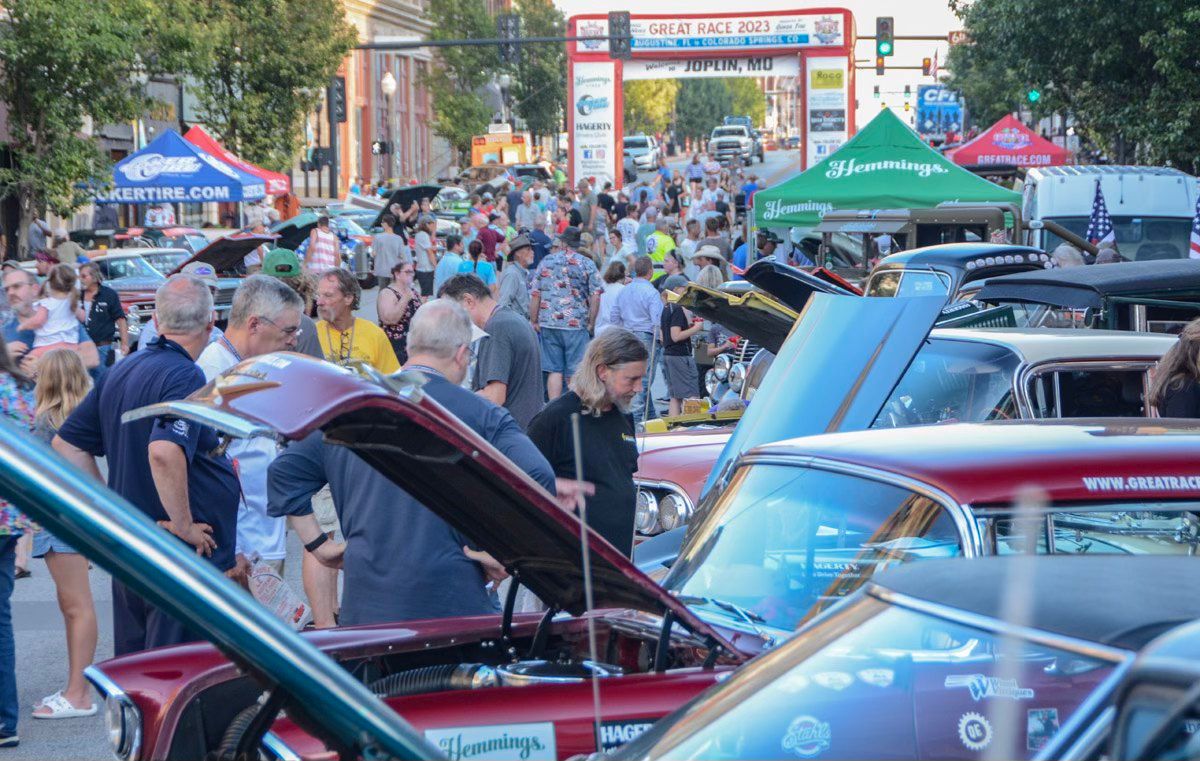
top-left (570, 412), bottom-right (605, 745)
top-left (639, 329), bottom-right (661, 453)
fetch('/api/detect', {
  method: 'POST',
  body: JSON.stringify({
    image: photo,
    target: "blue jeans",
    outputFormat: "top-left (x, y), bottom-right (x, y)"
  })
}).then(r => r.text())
top-left (89, 344), bottom-right (114, 385)
top-left (631, 331), bottom-right (662, 422)
top-left (0, 536), bottom-right (17, 737)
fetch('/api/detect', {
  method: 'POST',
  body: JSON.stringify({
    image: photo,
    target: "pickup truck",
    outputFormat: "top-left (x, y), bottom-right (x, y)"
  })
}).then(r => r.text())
top-left (708, 125), bottom-right (762, 165)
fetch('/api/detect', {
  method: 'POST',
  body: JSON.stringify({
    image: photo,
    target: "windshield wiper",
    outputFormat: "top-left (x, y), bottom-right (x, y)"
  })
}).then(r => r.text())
top-left (675, 595), bottom-right (776, 646)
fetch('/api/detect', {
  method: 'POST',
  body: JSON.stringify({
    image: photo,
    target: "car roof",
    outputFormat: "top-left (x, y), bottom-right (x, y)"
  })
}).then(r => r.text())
top-left (929, 327), bottom-right (1175, 364)
top-left (1027, 165), bottom-right (1194, 180)
top-left (873, 556), bottom-right (1200, 651)
top-left (875, 243), bottom-right (1046, 269)
top-left (750, 419), bottom-right (1200, 506)
top-left (977, 260), bottom-right (1200, 309)
top-left (89, 247), bottom-right (188, 259)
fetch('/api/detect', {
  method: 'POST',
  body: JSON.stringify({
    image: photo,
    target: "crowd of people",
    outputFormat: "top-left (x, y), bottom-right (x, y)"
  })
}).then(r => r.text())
top-left (0, 157), bottom-right (773, 747)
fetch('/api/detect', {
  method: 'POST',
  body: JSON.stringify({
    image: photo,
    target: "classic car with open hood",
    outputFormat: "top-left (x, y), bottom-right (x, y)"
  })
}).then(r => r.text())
top-left (608, 555), bottom-right (1200, 761)
top-left (89, 356), bottom-right (757, 761)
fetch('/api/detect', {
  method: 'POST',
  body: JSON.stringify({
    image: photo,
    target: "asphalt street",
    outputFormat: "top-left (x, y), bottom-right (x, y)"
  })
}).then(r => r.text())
top-left (10, 145), bottom-right (803, 759)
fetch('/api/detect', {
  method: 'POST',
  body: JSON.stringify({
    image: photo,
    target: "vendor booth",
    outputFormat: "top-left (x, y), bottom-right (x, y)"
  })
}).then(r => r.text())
top-left (184, 126), bottom-right (290, 195)
top-left (946, 114), bottom-right (1070, 169)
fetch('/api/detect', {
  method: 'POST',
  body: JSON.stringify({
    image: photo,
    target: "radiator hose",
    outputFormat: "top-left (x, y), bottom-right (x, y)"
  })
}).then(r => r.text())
top-left (368, 663), bottom-right (496, 698)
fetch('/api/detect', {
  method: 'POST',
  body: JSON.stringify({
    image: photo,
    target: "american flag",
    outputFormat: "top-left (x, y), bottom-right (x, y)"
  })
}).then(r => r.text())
top-left (1190, 192), bottom-right (1200, 259)
top-left (1085, 179), bottom-right (1115, 245)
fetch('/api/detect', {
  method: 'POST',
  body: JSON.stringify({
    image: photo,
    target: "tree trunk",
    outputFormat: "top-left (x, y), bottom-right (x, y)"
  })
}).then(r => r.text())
top-left (16, 183), bottom-right (36, 262)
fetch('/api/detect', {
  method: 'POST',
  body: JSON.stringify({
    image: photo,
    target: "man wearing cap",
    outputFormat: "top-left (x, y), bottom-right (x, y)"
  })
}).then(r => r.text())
top-left (645, 217), bottom-right (676, 278)
top-left (690, 244), bottom-right (729, 280)
top-left (315, 269), bottom-right (400, 373)
top-left (497, 234), bottom-right (534, 317)
top-left (474, 213), bottom-right (506, 266)
top-left (260, 248), bottom-right (323, 359)
top-left (529, 226), bottom-right (602, 400)
top-left (34, 249), bottom-right (58, 278)
top-left (137, 262), bottom-right (226, 351)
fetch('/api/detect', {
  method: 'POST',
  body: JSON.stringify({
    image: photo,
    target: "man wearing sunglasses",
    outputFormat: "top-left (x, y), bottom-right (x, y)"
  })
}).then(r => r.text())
top-left (195, 276), bottom-right (306, 586)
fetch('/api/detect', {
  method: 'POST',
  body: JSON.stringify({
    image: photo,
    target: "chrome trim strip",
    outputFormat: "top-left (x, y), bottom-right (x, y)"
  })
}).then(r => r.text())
top-left (119, 401), bottom-right (278, 438)
top-left (261, 732), bottom-right (302, 761)
top-left (868, 586), bottom-right (1133, 664)
top-left (84, 664), bottom-right (124, 699)
top-left (85, 665), bottom-right (142, 761)
top-left (737, 454), bottom-right (983, 556)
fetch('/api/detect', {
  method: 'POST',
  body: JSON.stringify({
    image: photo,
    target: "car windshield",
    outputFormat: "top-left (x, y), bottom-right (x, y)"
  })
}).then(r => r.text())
top-left (624, 597), bottom-right (1119, 760)
top-left (333, 217), bottom-right (367, 236)
top-left (712, 127), bottom-right (745, 137)
top-left (625, 137), bottom-right (649, 149)
top-left (871, 338), bottom-right (1020, 428)
top-left (866, 268), bottom-right (952, 297)
top-left (162, 234), bottom-right (210, 253)
top-left (988, 502), bottom-right (1200, 555)
top-left (662, 464), bottom-right (962, 636)
top-left (95, 255), bottom-right (165, 283)
top-left (140, 250), bottom-right (191, 275)
top-left (1045, 216), bottom-right (1191, 261)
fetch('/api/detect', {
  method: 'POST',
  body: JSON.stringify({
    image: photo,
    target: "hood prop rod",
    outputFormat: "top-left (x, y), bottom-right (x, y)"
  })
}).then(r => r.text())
top-left (527, 605), bottom-right (559, 659)
top-left (499, 574), bottom-right (521, 654)
top-left (652, 611), bottom-right (677, 673)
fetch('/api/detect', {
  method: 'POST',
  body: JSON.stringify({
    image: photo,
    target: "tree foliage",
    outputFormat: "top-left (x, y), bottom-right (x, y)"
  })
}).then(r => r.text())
top-left (511, 0), bottom-right (565, 142)
top-left (623, 80), bottom-right (679, 136)
top-left (726, 78), bottom-right (766, 126)
top-left (175, 0), bottom-right (357, 173)
top-left (421, 0), bottom-right (496, 162)
top-left (0, 0), bottom-right (168, 257)
top-left (674, 79), bottom-right (733, 144)
top-left (949, 0), bottom-right (1200, 170)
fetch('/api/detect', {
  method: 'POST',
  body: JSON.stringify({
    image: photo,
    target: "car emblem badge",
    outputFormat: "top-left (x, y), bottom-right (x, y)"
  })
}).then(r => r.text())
top-left (958, 712), bottom-right (992, 752)
top-left (782, 715), bottom-right (832, 758)
top-left (945, 673), bottom-right (1035, 701)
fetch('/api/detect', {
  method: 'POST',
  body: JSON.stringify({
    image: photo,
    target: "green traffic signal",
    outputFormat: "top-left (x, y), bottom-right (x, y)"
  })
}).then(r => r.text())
top-left (1027, 88), bottom-right (1041, 103)
top-left (876, 39), bottom-right (893, 56)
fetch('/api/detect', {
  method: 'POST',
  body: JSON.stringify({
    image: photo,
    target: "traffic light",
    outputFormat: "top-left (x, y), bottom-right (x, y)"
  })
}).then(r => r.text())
top-left (370, 140), bottom-right (391, 156)
top-left (875, 17), bottom-right (894, 57)
top-left (1026, 88), bottom-right (1041, 103)
top-left (328, 76), bottom-right (347, 123)
top-left (873, 85), bottom-right (880, 98)
top-left (922, 57), bottom-right (932, 76)
top-left (875, 55), bottom-right (885, 75)
top-left (904, 102), bottom-right (911, 112)
top-left (903, 84), bottom-right (911, 97)
top-left (497, 13), bottom-right (521, 65)
top-left (608, 11), bottom-right (632, 60)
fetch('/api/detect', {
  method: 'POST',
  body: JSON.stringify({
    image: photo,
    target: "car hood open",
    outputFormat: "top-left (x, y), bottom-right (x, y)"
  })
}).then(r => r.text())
top-left (169, 233), bottom-right (277, 276)
top-left (672, 285), bottom-right (798, 354)
top-left (702, 293), bottom-right (948, 495)
top-left (124, 355), bottom-right (739, 655)
top-left (373, 184), bottom-right (443, 228)
top-left (743, 258), bottom-right (861, 306)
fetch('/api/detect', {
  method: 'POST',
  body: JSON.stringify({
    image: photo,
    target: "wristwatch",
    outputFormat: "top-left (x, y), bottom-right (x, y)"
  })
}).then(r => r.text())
top-left (304, 533), bottom-right (329, 553)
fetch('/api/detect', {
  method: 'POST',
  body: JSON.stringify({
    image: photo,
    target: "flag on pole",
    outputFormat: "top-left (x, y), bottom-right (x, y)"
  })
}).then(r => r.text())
top-left (930, 50), bottom-right (939, 79)
top-left (1190, 193), bottom-right (1200, 259)
top-left (1085, 179), bottom-right (1115, 245)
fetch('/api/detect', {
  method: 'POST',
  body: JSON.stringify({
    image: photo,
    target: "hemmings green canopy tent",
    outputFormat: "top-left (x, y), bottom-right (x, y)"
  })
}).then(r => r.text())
top-left (754, 109), bottom-right (1021, 229)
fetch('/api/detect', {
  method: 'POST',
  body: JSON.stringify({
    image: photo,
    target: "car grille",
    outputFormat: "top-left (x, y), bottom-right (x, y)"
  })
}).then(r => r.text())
top-left (213, 287), bottom-right (237, 308)
top-left (736, 339), bottom-right (761, 364)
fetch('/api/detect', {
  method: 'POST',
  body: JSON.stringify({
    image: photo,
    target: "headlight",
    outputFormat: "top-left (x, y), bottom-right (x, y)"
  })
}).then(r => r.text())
top-left (704, 369), bottom-right (719, 398)
top-left (102, 691), bottom-right (141, 760)
top-left (728, 362), bottom-right (747, 393)
top-left (635, 489), bottom-right (659, 534)
top-left (714, 354), bottom-right (732, 381)
top-left (657, 492), bottom-right (693, 532)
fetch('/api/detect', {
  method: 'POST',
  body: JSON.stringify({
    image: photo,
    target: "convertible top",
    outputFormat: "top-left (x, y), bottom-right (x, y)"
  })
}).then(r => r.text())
top-left (977, 260), bottom-right (1200, 310)
top-left (874, 555), bottom-right (1200, 651)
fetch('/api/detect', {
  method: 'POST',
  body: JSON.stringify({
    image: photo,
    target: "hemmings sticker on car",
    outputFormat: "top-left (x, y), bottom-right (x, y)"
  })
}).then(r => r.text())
top-left (425, 722), bottom-right (556, 761)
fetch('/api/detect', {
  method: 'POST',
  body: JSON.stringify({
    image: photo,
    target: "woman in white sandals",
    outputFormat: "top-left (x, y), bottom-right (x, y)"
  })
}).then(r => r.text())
top-left (30, 351), bottom-right (97, 720)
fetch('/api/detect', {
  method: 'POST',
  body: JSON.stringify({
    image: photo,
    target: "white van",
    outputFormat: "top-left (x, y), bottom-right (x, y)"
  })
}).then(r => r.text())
top-left (1022, 165), bottom-right (1199, 260)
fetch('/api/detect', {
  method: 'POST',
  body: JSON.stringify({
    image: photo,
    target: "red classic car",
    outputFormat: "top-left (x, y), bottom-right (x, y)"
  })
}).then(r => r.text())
top-left (87, 347), bottom-right (1200, 760)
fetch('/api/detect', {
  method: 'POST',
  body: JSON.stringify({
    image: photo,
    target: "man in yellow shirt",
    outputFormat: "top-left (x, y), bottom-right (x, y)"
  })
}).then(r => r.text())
top-left (315, 269), bottom-right (400, 373)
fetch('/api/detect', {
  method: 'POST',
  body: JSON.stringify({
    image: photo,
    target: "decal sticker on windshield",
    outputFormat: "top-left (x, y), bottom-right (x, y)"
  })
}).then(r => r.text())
top-left (856, 668), bottom-right (895, 688)
top-left (958, 712), bottom-right (993, 752)
top-left (945, 673), bottom-right (1035, 701)
top-left (778, 673), bottom-right (810, 694)
top-left (598, 719), bottom-right (655, 751)
top-left (782, 715), bottom-right (832, 758)
top-left (1026, 708), bottom-right (1059, 751)
top-left (812, 671), bottom-right (853, 691)
top-left (1082, 475), bottom-right (1200, 492)
top-left (425, 722), bottom-right (556, 761)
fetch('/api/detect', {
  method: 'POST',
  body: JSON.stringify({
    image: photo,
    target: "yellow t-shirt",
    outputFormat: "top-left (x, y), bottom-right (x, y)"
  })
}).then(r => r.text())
top-left (316, 317), bottom-right (400, 374)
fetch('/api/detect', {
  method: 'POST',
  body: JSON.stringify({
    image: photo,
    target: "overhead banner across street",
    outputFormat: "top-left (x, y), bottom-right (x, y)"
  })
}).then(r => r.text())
top-left (623, 56), bottom-right (800, 81)
top-left (571, 12), bottom-right (847, 55)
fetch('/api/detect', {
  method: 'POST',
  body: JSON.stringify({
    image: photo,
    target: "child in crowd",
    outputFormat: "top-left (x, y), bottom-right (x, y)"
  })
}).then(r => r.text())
top-left (20, 264), bottom-right (80, 358)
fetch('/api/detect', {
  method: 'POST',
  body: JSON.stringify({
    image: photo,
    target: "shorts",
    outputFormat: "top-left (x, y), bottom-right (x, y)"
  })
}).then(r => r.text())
top-left (663, 354), bottom-right (699, 400)
top-left (415, 270), bottom-right (434, 298)
top-left (539, 327), bottom-right (590, 376)
top-left (311, 486), bottom-right (343, 540)
top-left (32, 528), bottom-right (77, 558)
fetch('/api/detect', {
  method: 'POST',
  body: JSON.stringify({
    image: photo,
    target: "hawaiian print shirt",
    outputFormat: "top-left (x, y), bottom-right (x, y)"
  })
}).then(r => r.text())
top-left (0, 373), bottom-right (36, 536)
top-left (530, 249), bottom-right (603, 330)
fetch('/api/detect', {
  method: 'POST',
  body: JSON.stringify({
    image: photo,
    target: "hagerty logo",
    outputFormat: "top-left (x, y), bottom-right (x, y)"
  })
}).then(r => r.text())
top-left (824, 158), bottom-right (950, 180)
top-left (598, 719), bottom-right (655, 750)
top-left (945, 673), bottom-right (1035, 701)
top-left (575, 95), bottom-right (609, 115)
top-left (782, 715), bottom-right (832, 758)
top-left (425, 722), bottom-right (556, 761)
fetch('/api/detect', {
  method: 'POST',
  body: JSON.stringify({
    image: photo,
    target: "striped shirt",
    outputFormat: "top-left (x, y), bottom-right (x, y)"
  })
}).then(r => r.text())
top-left (306, 228), bottom-right (340, 274)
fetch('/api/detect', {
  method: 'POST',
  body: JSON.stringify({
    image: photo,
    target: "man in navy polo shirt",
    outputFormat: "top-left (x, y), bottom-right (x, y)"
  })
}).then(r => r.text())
top-left (54, 274), bottom-right (239, 655)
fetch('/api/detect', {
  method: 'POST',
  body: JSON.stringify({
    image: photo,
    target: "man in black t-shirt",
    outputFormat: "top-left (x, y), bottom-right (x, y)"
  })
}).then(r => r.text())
top-left (527, 329), bottom-right (648, 557)
top-left (659, 274), bottom-right (702, 417)
top-left (78, 262), bottom-right (128, 381)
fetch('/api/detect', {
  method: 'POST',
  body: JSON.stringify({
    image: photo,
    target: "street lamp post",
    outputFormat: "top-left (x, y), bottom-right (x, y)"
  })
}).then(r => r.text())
top-left (380, 70), bottom-right (397, 186)
top-left (497, 73), bottom-right (513, 128)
